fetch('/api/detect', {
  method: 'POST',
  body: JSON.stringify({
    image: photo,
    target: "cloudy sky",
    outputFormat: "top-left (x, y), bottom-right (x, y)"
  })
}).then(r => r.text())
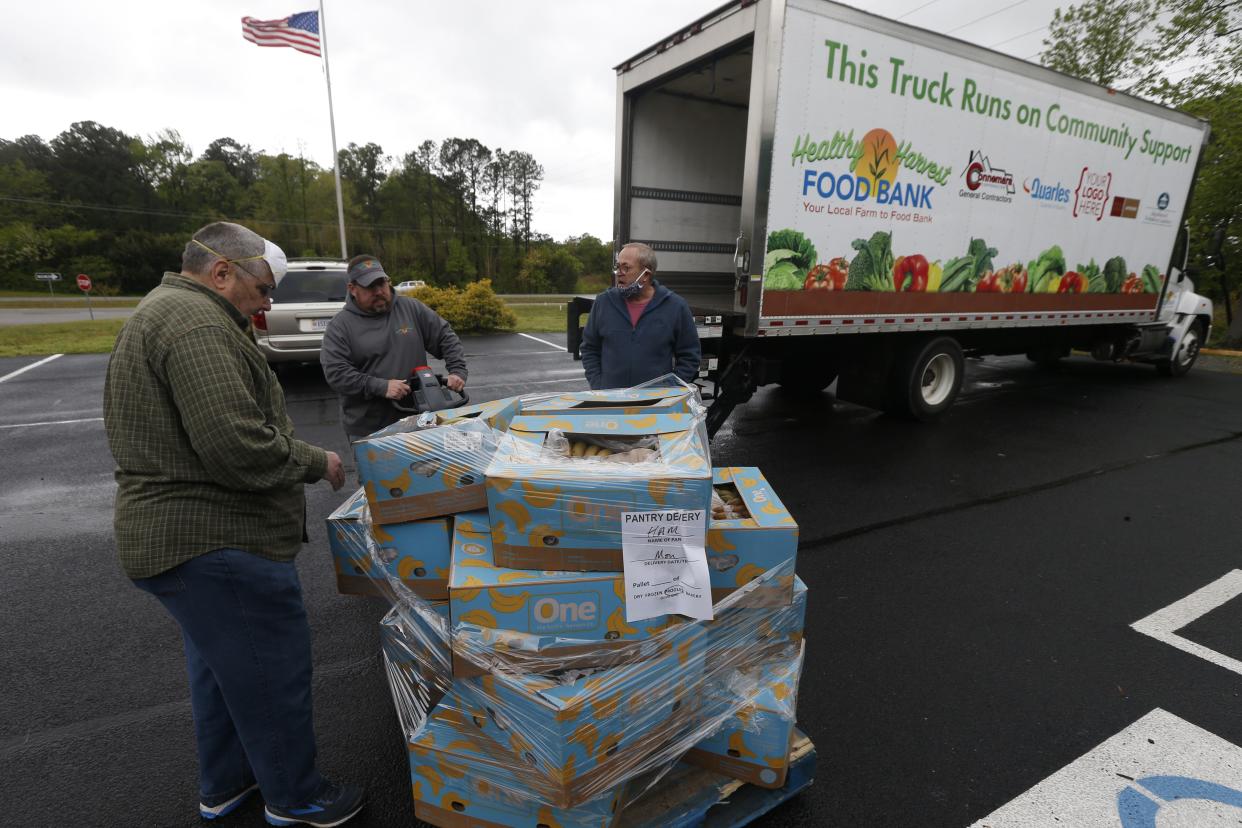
top-left (4, 0), bottom-right (1075, 241)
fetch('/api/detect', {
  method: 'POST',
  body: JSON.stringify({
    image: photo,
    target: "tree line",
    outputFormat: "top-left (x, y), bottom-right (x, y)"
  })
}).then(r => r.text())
top-left (0, 122), bottom-right (612, 295)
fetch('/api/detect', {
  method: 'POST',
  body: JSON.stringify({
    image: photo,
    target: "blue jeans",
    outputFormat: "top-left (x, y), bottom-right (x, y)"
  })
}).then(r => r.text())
top-left (133, 548), bottom-right (324, 809)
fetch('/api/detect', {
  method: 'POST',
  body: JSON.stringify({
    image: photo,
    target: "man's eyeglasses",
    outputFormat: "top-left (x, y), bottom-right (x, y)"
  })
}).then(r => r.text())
top-left (231, 259), bottom-right (278, 297)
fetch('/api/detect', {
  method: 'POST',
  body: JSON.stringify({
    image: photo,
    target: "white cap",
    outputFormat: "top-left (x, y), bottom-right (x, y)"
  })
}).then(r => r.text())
top-left (263, 238), bottom-right (288, 284)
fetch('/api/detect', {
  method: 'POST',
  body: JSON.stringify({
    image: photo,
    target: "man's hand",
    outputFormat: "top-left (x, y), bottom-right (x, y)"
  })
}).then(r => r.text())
top-left (385, 379), bottom-right (412, 400)
top-left (446, 373), bottom-right (466, 392)
top-left (324, 451), bottom-right (345, 491)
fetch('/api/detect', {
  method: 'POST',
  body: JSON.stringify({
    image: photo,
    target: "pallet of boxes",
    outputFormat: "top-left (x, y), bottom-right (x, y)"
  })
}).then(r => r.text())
top-left (325, 380), bottom-right (815, 827)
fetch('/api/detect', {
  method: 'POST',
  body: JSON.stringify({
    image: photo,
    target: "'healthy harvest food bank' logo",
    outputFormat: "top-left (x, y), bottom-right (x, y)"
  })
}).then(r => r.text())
top-left (791, 128), bottom-right (950, 211)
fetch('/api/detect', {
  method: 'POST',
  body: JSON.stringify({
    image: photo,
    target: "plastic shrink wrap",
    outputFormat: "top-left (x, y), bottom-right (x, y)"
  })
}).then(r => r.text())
top-left (336, 378), bottom-right (807, 825)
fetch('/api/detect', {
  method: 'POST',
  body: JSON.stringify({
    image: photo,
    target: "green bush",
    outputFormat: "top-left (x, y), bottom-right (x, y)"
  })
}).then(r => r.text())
top-left (411, 279), bottom-right (517, 333)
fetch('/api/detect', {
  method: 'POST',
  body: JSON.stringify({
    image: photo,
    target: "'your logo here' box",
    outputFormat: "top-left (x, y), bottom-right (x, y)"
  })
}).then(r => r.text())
top-left (354, 418), bottom-right (500, 525)
top-left (325, 488), bottom-right (452, 600)
top-left (484, 412), bottom-right (712, 571)
top-left (446, 511), bottom-right (691, 677)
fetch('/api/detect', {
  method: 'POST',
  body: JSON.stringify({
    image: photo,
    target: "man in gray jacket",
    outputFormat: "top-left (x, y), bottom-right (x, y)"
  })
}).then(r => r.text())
top-left (321, 255), bottom-right (468, 442)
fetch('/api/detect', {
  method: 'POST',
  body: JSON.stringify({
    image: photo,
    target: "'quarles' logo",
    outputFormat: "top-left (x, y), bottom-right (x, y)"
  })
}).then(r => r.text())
top-left (530, 592), bottom-right (599, 633)
top-left (1073, 167), bottom-right (1112, 221)
top-left (960, 150), bottom-right (1015, 203)
top-left (1023, 177), bottom-right (1071, 207)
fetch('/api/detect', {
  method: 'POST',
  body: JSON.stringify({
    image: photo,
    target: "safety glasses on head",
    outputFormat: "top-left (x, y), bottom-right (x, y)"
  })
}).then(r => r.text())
top-left (192, 237), bottom-right (288, 295)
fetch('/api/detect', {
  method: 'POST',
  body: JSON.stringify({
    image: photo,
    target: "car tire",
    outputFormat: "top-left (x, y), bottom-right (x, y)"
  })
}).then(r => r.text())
top-left (888, 336), bottom-right (964, 421)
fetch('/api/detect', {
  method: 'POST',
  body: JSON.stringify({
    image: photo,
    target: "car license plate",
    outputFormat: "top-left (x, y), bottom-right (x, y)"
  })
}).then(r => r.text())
top-left (309, 318), bottom-right (332, 331)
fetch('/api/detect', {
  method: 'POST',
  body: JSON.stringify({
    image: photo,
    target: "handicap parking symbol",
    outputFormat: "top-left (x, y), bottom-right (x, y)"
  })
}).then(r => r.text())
top-left (1118, 775), bottom-right (1242, 827)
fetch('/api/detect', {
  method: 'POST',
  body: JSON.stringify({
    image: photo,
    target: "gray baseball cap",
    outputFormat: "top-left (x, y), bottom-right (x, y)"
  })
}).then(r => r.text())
top-left (347, 257), bottom-right (389, 287)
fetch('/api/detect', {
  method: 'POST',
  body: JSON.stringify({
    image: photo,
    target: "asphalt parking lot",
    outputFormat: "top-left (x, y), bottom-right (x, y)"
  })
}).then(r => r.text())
top-left (3, 337), bottom-right (1242, 826)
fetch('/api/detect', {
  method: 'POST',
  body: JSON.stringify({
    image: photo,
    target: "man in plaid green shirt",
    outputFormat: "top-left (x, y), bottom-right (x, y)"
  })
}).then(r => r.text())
top-left (103, 221), bottom-right (365, 827)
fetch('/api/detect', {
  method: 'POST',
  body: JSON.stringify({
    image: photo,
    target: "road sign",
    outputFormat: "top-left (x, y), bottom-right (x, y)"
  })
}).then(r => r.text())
top-left (35, 272), bottom-right (61, 282)
top-left (76, 274), bottom-right (92, 292)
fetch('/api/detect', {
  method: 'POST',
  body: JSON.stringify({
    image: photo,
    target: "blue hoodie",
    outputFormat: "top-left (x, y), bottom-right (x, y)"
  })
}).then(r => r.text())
top-left (580, 282), bottom-right (700, 389)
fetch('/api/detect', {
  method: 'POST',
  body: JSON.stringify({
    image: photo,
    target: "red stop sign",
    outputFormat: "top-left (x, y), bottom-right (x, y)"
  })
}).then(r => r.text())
top-left (77, 274), bottom-right (92, 292)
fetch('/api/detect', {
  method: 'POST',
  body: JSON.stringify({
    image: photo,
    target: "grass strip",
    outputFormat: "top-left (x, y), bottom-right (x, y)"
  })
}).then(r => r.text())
top-left (0, 319), bottom-right (128, 357)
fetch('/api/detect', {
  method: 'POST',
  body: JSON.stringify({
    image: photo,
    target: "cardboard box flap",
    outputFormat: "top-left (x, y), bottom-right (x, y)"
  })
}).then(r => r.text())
top-left (712, 467), bottom-right (798, 530)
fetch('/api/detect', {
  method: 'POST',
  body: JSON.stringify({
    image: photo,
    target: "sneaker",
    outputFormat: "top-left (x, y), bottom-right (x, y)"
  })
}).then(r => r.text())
top-left (264, 782), bottom-right (365, 827)
top-left (200, 782), bottom-right (259, 819)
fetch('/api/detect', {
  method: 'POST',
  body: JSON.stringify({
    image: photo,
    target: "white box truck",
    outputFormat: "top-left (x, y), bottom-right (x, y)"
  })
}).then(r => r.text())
top-left (568, 0), bottom-right (1215, 436)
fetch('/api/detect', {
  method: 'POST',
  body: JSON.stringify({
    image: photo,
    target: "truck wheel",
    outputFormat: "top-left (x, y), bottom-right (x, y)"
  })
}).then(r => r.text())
top-left (1157, 321), bottom-right (1204, 377)
top-left (890, 337), bottom-right (964, 421)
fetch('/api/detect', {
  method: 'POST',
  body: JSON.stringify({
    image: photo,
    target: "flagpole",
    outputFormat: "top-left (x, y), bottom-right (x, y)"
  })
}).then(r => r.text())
top-left (318, 0), bottom-right (348, 259)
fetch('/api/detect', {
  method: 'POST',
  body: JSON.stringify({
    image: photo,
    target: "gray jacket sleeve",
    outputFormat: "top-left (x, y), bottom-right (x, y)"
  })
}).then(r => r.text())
top-left (413, 301), bottom-right (468, 381)
top-left (320, 317), bottom-right (388, 399)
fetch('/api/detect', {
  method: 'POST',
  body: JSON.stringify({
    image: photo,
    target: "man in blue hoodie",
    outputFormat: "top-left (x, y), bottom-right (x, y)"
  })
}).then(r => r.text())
top-left (321, 255), bottom-right (468, 442)
top-left (580, 243), bottom-right (700, 389)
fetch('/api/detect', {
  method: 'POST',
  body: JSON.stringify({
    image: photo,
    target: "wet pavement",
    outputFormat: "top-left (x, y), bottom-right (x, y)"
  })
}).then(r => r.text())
top-left (3, 340), bottom-right (1242, 826)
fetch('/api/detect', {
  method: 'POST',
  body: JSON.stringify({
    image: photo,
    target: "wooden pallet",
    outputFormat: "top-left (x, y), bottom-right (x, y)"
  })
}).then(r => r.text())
top-left (618, 731), bottom-right (816, 828)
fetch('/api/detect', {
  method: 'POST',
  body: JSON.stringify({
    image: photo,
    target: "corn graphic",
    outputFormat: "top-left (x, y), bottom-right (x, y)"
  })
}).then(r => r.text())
top-left (445, 738), bottom-right (481, 753)
top-left (728, 731), bottom-right (757, 759)
top-left (521, 480), bottom-right (562, 508)
top-left (435, 566), bottom-right (449, 580)
top-left (454, 586), bottom-right (482, 603)
top-left (489, 590), bottom-right (531, 614)
top-left (416, 764), bottom-right (446, 795)
top-left (772, 681), bottom-right (792, 702)
top-left (677, 640), bottom-right (692, 665)
top-left (740, 476), bottom-right (758, 488)
top-left (379, 467), bottom-right (411, 495)
top-left (647, 479), bottom-right (668, 505)
top-left (498, 501), bottom-right (532, 533)
top-left (410, 781), bottom-right (422, 801)
top-left (555, 705), bottom-right (582, 724)
top-left (764, 753), bottom-right (787, 769)
top-left (559, 753), bottom-right (577, 784)
top-left (760, 502), bottom-right (784, 516)
top-left (627, 414), bottom-right (658, 429)
top-left (457, 557), bottom-right (495, 570)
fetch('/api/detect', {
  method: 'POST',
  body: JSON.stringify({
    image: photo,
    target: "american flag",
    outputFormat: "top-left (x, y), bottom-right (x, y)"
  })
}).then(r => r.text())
top-left (241, 11), bottom-right (321, 57)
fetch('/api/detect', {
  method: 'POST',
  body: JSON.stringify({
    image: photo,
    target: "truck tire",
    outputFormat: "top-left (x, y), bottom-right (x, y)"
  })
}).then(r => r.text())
top-left (1157, 321), bottom-right (1205, 377)
top-left (889, 336), bottom-right (964, 421)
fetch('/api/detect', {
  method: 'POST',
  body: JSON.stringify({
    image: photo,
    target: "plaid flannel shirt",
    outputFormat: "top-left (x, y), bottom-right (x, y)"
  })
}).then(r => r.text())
top-left (103, 273), bottom-right (329, 579)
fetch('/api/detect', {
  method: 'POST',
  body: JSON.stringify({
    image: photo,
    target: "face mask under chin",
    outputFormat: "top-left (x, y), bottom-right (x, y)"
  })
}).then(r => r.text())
top-left (617, 269), bottom-right (649, 299)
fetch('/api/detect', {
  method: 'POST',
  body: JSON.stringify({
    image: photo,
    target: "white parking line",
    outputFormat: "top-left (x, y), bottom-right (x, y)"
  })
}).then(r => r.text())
top-left (1131, 569), bottom-right (1242, 677)
top-left (0, 416), bottom-right (104, 430)
top-left (0, 353), bottom-right (63, 384)
top-left (517, 333), bottom-right (564, 351)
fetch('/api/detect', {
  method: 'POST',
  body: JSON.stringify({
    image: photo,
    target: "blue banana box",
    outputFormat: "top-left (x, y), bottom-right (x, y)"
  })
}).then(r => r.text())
top-left (435, 395), bottom-right (522, 431)
top-left (445, 624), bottom-right (708, 806)
top-left (516, 387), bottom-right (698, 417)
top-left (355, 418), bottom-right (500, 525)
top-left (485, 412), bottom-right (712, 571)
top-left (381, 600), bottom-right (452, 733)
top-left (684, 644), bottom-right (805, 789)
top-left (708, 467), bottom-right (799, 601)
top-left (447, 511), bottom-right (693, 678)
top-left (705, 576), bottom-right (807, 669)
top-left (326, 488), bottom-right (452, 599)
top-left (409, 705), bottom-right (627, 827)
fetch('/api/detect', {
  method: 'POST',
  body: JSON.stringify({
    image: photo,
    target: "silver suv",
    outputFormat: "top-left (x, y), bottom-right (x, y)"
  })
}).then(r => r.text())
top-left (251, 258), bottom-right (348, 363)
